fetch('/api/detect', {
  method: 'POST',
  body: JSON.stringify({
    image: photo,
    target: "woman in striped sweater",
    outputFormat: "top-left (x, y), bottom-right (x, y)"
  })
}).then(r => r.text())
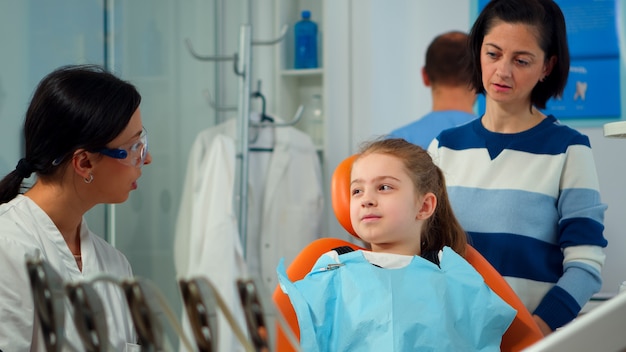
top-left (428, 0), bottom-right (607, 335)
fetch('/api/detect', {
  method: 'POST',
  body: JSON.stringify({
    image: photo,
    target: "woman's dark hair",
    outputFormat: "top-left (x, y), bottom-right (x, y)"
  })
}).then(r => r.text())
top-left (0, 64), bottom-right (141, 203)
top-left (467, 0), bottom-right (569, 109)
top-left (356, 138), bottom-right (468, 257)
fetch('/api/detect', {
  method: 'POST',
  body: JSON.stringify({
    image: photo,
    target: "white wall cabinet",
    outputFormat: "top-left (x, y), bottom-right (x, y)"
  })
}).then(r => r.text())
top-left (271, 0), bottom-right (363, 241)
top-left (274, 0), bottom-right (325, 150)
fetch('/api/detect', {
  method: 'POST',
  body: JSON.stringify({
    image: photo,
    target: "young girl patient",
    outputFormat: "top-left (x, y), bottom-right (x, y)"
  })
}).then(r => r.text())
top-left (277, 138), bottom-right (516, 351)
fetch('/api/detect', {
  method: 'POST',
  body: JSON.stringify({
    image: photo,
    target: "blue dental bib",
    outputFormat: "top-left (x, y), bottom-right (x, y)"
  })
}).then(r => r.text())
top-left (277, 247), bottom-right (516, 352)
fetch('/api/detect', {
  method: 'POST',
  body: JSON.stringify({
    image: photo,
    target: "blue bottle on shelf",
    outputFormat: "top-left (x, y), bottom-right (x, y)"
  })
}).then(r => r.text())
top-left (294, 10), bottom-right (318, 69)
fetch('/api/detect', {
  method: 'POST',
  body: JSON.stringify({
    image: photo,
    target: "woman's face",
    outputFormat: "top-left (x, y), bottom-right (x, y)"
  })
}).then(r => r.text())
top-left (349, 153), bottom-right (423, 255)
top-left (480, 21), bottom-right (553, 108)
top-left (91, 107), bottom-right (152, 203)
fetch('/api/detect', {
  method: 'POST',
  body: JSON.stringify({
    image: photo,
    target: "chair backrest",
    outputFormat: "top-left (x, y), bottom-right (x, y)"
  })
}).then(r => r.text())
top-left (272, 154), bottom-right (544, 352)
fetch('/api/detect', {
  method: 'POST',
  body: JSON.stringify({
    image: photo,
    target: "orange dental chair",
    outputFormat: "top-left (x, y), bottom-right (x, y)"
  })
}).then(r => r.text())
top-left (272, 154), bottom-right (544, 352)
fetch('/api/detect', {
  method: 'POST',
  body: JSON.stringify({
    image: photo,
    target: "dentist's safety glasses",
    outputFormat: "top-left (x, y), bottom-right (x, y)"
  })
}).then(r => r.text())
top-left (99, 128), bottom-right (148, 168)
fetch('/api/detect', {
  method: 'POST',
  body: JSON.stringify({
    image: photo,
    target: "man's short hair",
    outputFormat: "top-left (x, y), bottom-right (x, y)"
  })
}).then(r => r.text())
top-left (424, 31), bottom-right (471, 87)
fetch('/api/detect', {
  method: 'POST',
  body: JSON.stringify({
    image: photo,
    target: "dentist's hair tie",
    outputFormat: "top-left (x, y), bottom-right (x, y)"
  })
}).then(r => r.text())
top-left (15, 158), bottom-right (34, 179)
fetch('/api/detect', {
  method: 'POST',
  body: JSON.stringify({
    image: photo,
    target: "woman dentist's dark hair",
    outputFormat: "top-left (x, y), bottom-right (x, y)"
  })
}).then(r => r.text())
top-left (467, 0), bottom-right (569, 109)
top-left (0, 64), bottom-right (141, 203)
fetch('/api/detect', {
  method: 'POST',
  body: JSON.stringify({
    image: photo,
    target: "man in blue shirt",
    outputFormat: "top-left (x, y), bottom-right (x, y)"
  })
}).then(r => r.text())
top-left (389, 31), bottom-right (477, 149)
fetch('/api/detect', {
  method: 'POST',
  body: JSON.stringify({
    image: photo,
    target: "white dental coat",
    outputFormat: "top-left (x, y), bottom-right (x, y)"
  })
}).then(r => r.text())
top-left (174, 116), bottom-right (324, 351)
top-left (0, 195), bottom-right (137, 352)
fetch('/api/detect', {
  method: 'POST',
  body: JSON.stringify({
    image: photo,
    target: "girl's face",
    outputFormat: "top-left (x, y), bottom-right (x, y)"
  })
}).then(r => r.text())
top-left (349, 153), bottom-right (425, 255)
top-left (480, 21), bottom-right (554, 108)
top-left (91, 108), bottom-right (152, 203)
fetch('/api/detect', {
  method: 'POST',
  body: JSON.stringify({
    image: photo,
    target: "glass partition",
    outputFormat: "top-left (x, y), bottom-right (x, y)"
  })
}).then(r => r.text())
top-left (106, 0), bottom-right (244, 347)
top-left (0, 0), bottom-right (246, 348)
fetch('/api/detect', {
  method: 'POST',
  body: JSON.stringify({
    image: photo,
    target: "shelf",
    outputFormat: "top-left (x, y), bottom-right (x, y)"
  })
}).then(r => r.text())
top-left (603, 121), bottom-right (626, 138)
top-left (276, 0), bottom-right (325, 156)
top-left (281, 68), bottom-right (323, 77)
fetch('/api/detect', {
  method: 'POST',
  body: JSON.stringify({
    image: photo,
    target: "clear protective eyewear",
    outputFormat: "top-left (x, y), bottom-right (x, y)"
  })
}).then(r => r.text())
top-left (99, 127), bottom-right (148, 167)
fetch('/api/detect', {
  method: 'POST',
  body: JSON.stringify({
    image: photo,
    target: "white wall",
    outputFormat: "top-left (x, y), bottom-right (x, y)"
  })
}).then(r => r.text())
top-left (325, 0), bottom-right (625, 295)
top-left (350, 0), bottom-right (472, 145)
top-left (0, 2), bottom-right (28, 175)
top-left (582, 128), bottom-right (626, 295)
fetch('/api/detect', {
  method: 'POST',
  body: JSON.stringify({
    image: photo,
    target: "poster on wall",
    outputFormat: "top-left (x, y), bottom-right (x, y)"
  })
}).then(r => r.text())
top-left (476, 0), bottom-right (621, 120)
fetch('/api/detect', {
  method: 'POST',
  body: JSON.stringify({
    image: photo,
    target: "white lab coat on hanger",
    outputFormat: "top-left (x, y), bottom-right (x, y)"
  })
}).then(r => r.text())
top-left (174, 115), bottom-right (324, 351)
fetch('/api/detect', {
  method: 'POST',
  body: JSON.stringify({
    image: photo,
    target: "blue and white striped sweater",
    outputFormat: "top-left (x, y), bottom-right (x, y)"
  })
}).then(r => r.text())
top-left (428, 115), bottom-right (607, 330)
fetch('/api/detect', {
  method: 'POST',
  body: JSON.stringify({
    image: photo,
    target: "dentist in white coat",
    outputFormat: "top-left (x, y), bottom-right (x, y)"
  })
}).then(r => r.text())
top-left (0, 65), bottom-right (152, 351)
